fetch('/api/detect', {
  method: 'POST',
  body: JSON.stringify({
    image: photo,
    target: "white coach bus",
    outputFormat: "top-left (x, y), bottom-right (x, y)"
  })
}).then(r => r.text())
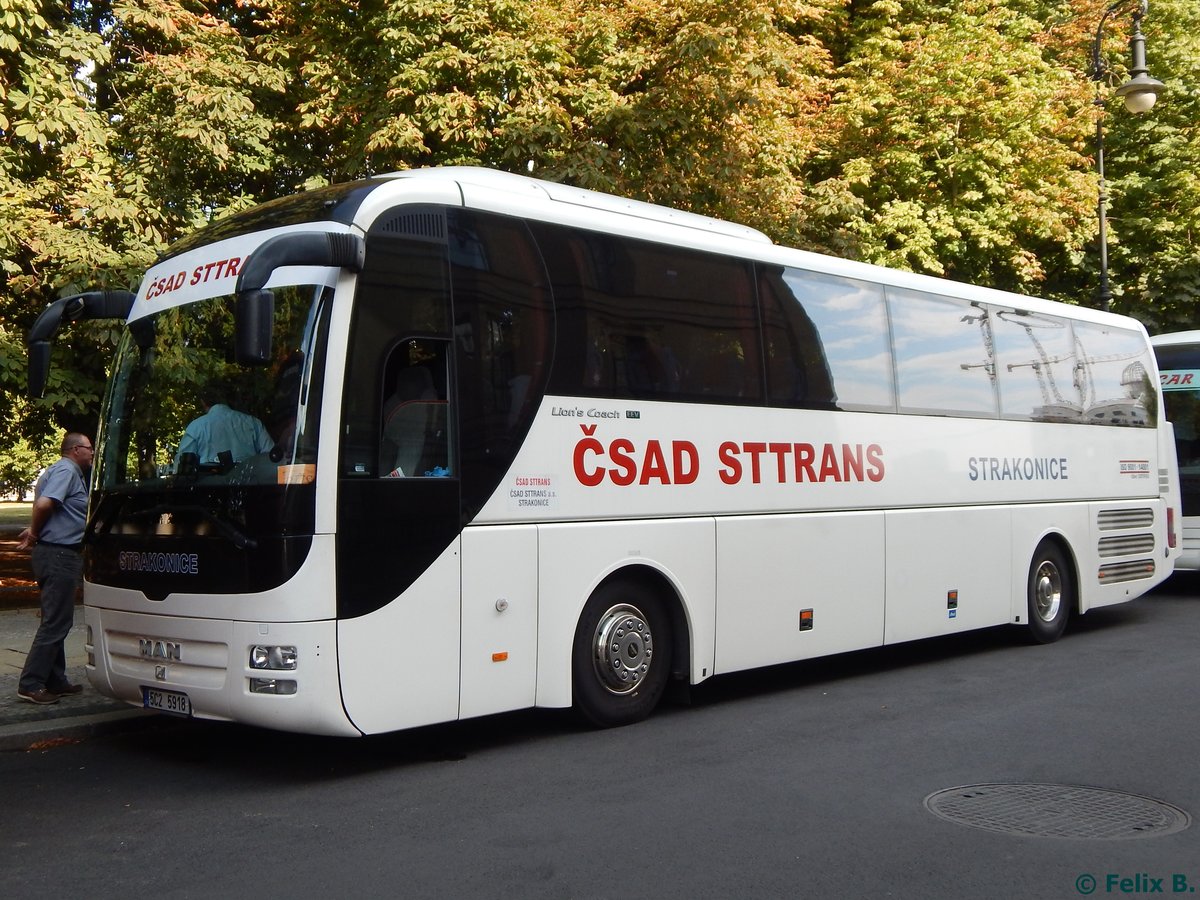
top-left (29, 167), bottom-right (1179, 735)
top-left (1152, 332), bottom-right (1200, 569)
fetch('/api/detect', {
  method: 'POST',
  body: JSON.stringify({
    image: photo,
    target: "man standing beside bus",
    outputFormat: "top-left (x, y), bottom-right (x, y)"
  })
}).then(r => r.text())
top-left (15, 432), bottom-right (92, 704)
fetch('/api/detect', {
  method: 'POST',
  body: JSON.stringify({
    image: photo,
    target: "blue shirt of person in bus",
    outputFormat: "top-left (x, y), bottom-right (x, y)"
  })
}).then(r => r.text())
top-left (175, 402), bottom-right (274, 466)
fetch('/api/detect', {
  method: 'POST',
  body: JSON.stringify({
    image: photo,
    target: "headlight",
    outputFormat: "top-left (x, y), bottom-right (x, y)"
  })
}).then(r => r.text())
top-left (249, 645), bottom-right (298, 670)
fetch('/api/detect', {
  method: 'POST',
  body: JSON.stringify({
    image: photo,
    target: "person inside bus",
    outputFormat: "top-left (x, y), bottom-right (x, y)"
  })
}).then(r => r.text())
top-left (174, 386), bottom-right (274, 469)
top-left (381, 365), bottom-right (441, 477)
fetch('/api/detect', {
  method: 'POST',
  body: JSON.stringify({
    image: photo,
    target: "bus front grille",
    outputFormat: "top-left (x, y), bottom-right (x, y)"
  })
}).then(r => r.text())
top-left (105, 629), bottom-right (228, 689)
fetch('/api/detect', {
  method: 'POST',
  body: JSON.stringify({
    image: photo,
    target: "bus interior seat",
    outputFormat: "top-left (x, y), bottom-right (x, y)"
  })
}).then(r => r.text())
top-left (382, 367), bottom-right (442, 476)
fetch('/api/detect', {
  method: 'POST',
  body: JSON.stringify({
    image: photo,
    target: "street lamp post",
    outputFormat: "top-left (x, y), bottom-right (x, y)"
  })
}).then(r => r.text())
top-left (1090, 0), bottom-right (1164, 311)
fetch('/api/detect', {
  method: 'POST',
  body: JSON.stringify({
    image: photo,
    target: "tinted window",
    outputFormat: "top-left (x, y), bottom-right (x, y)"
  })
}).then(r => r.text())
top-left (889, 289), bottom-right (997, 417)
top-left (991, 308), bottom-right (1081, 422)
top-left (342, 216), bottom-right (452, 477)
top-left (1074, 322), bottom-right (1156, 427)
top-left (1156, 342), bottom-right (1200, 514)
top-left (765, 268), bottom-right (893, 410)
top-left (1155, 342), bottom-right (1200, 371)
top-left (449, 210), bottom-right (553, 516)
top-left (1156, 343), bottom-right (1200, 465)
top-left (380, 339), bottom-right (451, 478)
top-left (535, 224), bottom-right (760, 404)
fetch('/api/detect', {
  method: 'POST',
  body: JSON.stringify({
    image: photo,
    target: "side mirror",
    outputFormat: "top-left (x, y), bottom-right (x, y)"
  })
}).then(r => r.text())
top-left (234, 231), bottom-right (364, 367)
top-left (27, 290), bottom-right (135, 398)
top-left (28, 342), bottom-right (52, 399)
top-left (235, 289), bottom-right (275, 366)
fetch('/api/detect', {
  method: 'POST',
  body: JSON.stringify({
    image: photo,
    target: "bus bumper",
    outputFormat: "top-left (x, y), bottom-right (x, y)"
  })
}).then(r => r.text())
top-left (84, 606), bottom-right (361, 737)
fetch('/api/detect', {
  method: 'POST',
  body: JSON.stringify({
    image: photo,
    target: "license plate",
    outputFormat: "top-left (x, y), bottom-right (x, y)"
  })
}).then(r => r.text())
top-left (142, 687), bottom-right (192, 717)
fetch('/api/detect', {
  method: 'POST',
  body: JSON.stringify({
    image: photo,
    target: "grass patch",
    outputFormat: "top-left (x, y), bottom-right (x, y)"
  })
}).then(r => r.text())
top-left (0, 502), bottom-right (32, 528)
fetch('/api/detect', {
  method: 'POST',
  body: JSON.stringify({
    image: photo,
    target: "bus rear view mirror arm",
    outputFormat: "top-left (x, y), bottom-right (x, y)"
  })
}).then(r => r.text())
top-left (27, 290), bottom-right (135, 398)
top-left (234, 231), bottom-right (365, 366)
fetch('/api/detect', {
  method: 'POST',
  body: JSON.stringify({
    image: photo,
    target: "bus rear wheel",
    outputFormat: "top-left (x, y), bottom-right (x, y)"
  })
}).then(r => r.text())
top-left (1026, 540), bottom-right (1072, 644)
top-left (572, 580), bottom-right (672, 728)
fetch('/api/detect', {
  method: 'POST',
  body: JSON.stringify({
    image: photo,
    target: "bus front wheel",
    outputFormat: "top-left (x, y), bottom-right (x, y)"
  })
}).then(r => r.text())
top-left (572, 580), bottom-right (672, 728)
top-left (1026, 540), bottom-right (1073, 644)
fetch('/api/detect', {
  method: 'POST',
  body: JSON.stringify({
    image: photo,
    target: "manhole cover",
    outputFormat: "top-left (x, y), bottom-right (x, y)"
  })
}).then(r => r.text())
top-left (925, 783), bottom-right (1190, 840)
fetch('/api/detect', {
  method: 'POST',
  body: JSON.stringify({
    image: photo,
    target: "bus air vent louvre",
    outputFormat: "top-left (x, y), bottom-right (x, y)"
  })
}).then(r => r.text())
top-left (379, 211), bottom-right (447, 243)
top-left (1159, 468), bottom-right (1171, 494)
top-left (1097, 508), bottom-right (1154, 531)
top-left (1097, 534), bottom-right (1156, 558)
top-left (1097, 559), bottom-right (1156, 584)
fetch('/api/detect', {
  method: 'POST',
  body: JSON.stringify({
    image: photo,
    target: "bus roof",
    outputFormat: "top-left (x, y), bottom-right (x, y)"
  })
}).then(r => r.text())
top-left (376, 167), bottom-right (1146, 333)
top-left (382, 166), bottom-right (775, 246)
top-left (1152, 331), bottom-right (1200, 347)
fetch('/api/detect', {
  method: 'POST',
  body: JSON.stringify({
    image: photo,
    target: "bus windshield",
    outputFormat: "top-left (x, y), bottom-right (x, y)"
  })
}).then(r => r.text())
top-left (1156, 343), bottom-right (1200, 471)
top-left (1153, 340), bottom-right (1200, 544)
top-left (92, 282), bottom-right (332, 538)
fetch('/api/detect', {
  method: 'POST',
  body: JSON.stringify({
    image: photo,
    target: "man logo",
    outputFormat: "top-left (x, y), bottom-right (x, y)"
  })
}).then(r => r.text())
top-left (139, 639), bottom-right (182, 662)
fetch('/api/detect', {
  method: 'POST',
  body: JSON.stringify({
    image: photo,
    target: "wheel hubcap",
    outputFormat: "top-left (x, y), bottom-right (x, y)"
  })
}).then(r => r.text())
top-left (1034, 560), bottom-right (1062, 622)
top-left (593, 603), bottom-right (654, 695)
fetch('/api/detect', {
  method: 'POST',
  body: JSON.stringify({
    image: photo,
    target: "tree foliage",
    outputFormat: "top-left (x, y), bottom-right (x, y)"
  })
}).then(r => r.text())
top-left (526, 0), bottom-right (834, 239)
top-left (1100, 0), bottom-right (1200, 330)
top-left (2, 0), bottom-right (1199, 470)
top-left (798, 0), bottom-right (1096, 296)
top-left (0, 419), bottom-right (53, 500)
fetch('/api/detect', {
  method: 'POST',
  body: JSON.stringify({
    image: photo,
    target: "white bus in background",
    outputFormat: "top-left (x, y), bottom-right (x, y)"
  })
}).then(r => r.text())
top-left (1152, 331), bottom-right (1200, 569)
top-left (28, 167), bottom-right (1179, 736)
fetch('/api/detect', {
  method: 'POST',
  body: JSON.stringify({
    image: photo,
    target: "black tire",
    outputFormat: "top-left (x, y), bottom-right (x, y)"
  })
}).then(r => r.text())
top-left (1026, 540), bottom-right (1073, 644)
top-left (572, 579), bottom-right (673, 728)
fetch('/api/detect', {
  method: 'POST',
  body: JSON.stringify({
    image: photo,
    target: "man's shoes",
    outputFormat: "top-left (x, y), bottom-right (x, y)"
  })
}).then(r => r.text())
top-left (17, 688), bottom-right (60, 705)
top-left (49, 683), bottom-right (83, 696)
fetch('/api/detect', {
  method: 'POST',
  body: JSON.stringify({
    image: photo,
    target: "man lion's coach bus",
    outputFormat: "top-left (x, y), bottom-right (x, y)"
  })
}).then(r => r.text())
top-left (28, 167), bottom-right (1179, 735)
top-left (1152, 331), bottom-right (1200, 569)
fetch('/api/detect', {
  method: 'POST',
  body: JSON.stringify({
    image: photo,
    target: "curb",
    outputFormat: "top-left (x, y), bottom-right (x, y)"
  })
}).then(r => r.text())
top-left (0, 707), bottom-right (156, 752)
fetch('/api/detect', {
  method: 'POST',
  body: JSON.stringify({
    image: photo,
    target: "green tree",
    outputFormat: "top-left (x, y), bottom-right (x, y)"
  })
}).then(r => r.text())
top-left (523, 0), bottom-right (835, 241)
top-left (257, 0), bottom-right (568, 182)
top-left (0, 0), bottom-right (123, 444)
top-left (0, 426), bottom-right (53, 500)
top-left (0, 0), bottom-right (289, 454)
top-left (799, 0), bottom-right (1097, 298)
top-left (1098, 0), bottom-right (1200, 330)
top-left (3, 0), bottom-right (1200, 492)
top-left (257, 0), bottom-right (835, 238)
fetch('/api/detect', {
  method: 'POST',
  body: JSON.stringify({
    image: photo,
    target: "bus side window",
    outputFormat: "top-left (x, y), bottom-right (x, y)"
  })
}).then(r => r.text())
top-left (889, 287), bottom-right (998, 418)
top-left (1073, 322), bottom-right (1156, 427)
top-left (991, 309), bottom-right (1081, 423)
top-left (766, 267), bottom-right (892, 411)
top-left (758, 266), bottom-right (838, 409)
top-left (448, 209), bottom-right (552, 515)
top-left (380, 347), bottom-right (451, 478)
top-left (342, 220), bottom-right (452, 477)
top-left (536, 224), bottom-right (760, 405)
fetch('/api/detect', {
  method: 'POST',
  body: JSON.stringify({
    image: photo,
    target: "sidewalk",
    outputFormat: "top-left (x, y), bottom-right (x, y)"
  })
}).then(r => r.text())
top-left (0, 605), bottom-right (151, 751)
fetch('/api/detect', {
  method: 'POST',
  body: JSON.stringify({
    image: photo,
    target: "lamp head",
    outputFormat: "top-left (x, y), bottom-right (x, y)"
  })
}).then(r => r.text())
top-left (1115, 72), bottom-right (1165, 113)
top-left (1114, 5), bottom-right (1164, 114)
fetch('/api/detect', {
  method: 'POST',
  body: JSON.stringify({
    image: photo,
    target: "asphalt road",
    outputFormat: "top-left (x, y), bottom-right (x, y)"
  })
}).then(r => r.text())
top-left (4, 573), bottom-right (1200, 900)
